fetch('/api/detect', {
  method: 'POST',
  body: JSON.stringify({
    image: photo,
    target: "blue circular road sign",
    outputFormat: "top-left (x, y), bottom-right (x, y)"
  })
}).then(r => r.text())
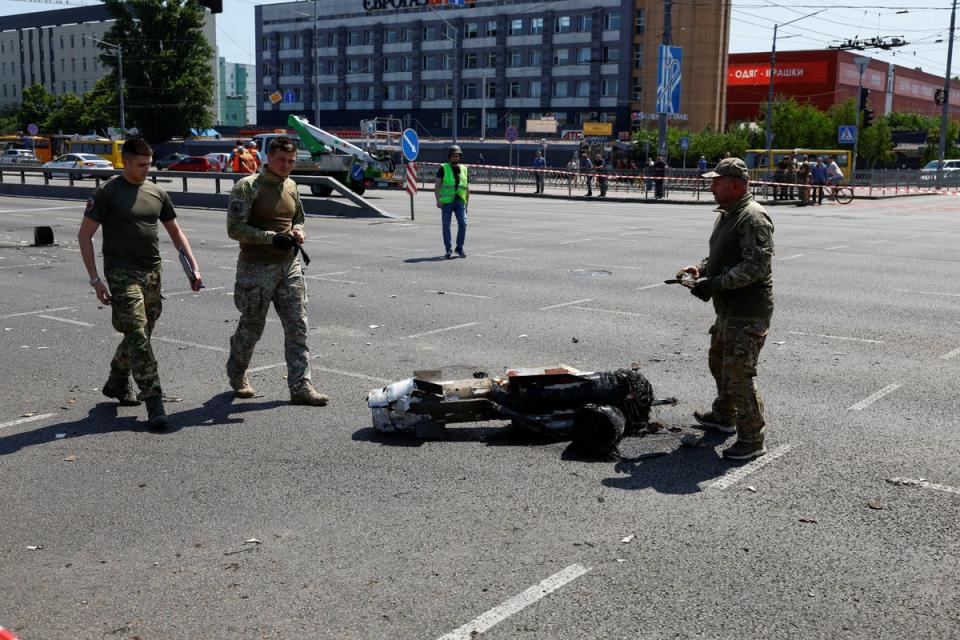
top-left (401, 128), bottom-right (420, 162)
top-left (351, 164), bottom-right (365, 182)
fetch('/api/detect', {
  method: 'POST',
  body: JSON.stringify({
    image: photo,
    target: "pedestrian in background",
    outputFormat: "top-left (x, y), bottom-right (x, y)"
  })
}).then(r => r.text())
top-left (811, 156), bottom-right (828, 205)
top-left (532, 150), bottom-right (546, 194)
top-left (679, 157), bottom-right (775, 461)
top-left (580, 152), bottom-right (594, 196)
top-left (653, 155), bottom-right (667, 199)
top-left (827, 155), bottom-right (843, 200)
top-left (77, 137), bottom-right (204, 431)
top-left (435, 144), bottom-right (469, 259)
top-left (644, 157), bottom-right (654, 193)
top-left (225, 136), bottom-right (328, 406)
top-left (595, 154), bottom-right (608, 197)
top-left (795, 155), bottom-right (811, 206)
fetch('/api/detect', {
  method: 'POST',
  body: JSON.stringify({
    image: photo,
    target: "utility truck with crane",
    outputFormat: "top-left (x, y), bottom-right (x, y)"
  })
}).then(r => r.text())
top-left (251, 115), bottom-right (397, 197)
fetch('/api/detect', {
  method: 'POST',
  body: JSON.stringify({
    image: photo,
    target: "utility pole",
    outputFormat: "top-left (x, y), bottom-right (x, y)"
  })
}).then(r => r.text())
top-left (87, 35), bottom-right (125, 136)
top-left (313, 0), bottom-right (319, 125)
top-left (657, 0), bottom-right (671, 160)
top-left (481, 68), bottom-right (487, 139)
top-left (938, 0), bottom-right (957, 189)
top-left (765, 10), bottom-right (825, 164)
top-left (852, 56), bottom-right (870, 173)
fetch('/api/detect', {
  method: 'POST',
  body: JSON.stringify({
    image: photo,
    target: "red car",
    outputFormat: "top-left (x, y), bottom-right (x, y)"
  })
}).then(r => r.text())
top-left (167, 156), bottom-right (219, 172)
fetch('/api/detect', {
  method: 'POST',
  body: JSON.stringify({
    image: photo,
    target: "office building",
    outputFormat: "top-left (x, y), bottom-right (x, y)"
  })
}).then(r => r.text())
top-left (219, 57), bottom-right (256, 126)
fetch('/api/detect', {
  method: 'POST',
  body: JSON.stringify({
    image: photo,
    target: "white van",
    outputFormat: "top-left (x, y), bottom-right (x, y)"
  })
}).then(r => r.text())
top-left (919, 159), bottom-right (960, 182)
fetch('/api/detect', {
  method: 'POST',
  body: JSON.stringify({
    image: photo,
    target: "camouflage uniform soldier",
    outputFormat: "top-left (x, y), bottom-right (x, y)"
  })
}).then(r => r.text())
top-left (225, 136), bottom-right (328, 406)
top-left (679, 157), bottom-right (774, 460)
top-left (78, 137), bottom-right (204, 431)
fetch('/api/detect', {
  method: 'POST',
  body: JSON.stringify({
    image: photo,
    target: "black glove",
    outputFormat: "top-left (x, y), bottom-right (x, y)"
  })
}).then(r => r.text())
top-left (690, 277), bottom-right (720, 302)
top-left (272, 233), bottom-right (297, 251)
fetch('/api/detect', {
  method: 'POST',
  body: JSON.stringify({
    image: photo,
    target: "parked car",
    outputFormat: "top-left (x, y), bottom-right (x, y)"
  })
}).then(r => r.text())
top-left (919, 159), bottom-right (960, 182)
top-left (43, 153), bottom-right (114, 178)
top-left (0, 148), bottom-right (40, 166)
top-left (154, 152), bottom-right (188, 170)
top-left (168, 156), bottom-right (219, 172)
top-left (205, 152), bottom-right (232, 172)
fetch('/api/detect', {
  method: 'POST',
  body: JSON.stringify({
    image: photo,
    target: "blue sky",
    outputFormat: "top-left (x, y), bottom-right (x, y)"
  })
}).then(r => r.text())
top-left (0, 0), bottom-right (951, 76)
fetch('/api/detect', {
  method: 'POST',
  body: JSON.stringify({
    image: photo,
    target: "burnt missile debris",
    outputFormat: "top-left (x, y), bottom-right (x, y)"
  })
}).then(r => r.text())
top-left (664, 271), bottom-right (696, 288)
top-left (367, 365), bottom-right (677, 459)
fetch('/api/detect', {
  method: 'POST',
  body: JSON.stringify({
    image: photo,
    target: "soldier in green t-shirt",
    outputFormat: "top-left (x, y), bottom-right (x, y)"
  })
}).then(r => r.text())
top-left (78, 138), bottom-right (203, 431)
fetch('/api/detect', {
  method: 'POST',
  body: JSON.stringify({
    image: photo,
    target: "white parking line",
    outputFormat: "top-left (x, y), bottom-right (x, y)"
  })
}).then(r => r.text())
top-left (638, 282), bottom-right (667, 290)
top-left (424, 289), bottom-right (492, 299)
top-left (436, 564), bottom-right (592, 640)
top-left (786, 331), bottom-right (884, 344)
top-left (570, 306), bottom-right (650, 318)
top-left (164, 286), bottom-right (226, 296)
top-left (558, 237), bottom-right (596, 246)
top-left (848, 383), bottom-right (902, 411)
top-left (405, 322), bottom-right (478, 339)
top-left (0, 306), bottom-right (73, 320)
top-left (895, 289), bottom-right (960, 298)
top-left (0, 412), bottom-right (57, 431)
top-left (887, 477), bottom-right (960, 495)
top-left (824, 245), bottom-right (850, 251)
top-left (539, 298), bottom-right (594, 311)
top-left (702, 444), bottom-right (794, 491)
top-left (153, 337), bottom-right (229, 353)
top-left (941, 346), bottom-right (960, 360)
top-left (779, 254), bottom-right (805, 261)
top-left (36, 314), bottom-right (94, 327)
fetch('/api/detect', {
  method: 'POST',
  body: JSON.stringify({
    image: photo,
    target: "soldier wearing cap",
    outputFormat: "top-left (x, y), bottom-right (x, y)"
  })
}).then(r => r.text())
top-left (434, 145), bottom-right (469, 259)
top-left (677, 157), bottom-right (774, 460)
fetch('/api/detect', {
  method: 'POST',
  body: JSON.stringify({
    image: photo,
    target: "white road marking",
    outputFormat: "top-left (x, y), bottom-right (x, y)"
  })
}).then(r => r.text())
top-left (585, 263), bottom-right (647, 271)
top-left (217, 265), bottom-right (235, 270)
top-left (473, 253), bottom-right (523, 261)
top-left (314, 271), bottom-right (350, 277)
top-left (702, 444), bottom-right (794, 491)
top-left (848, 383), bottom-right (902, 411)
top-left (0, 206), bottom-right (74, 214)
top-left (405, 322), bottom-right (478, 339)
top-left (887, 477), bottom-right (960, 495)
top-left (0, 306), bottom-right (73, 320)
top-left (895, 289), bottom-right (960, 298)
top-left (570, 306), bottom-right (650, 318)
top-left (779, 254), bottom-right (805, 261)
top-left (304, 276), bottom-right (365, 285)
top-left (0, 262), bottom-right (55, 270)
top-left (304, 239), bottom-right (338, 245)
top-left (36, 314), bottom-right (94, 327)
top-left (824, 245), bottom-right (850, 251)
top-left (558, 237), bottom-right (596, 245)
top-left (539, 298), bottom-right (594, 311)
top-left (482, 247), bottom-right (525, 255)
top-left (436, 564), bottom-right (592, 640)
top-left (0, 412), bottom-right (57, 431)
top-left (941, 346), bottom-right (960, 360)
top-left (56, 217), bottom-right (78, 222)
top-left (424, 289), bottom-right (492, 299)
top-left (9, 213), bottom-right (31, 218)
top-left (638, 282), bottom-right (666, 290)
top-left (248, 354), bottom-right (323, 373)
top-left (313, 366), bottom-right (391, 384)
top-left (153, 337), bottom-right (230, 353)
top-left (787, 331), bottom-right (884, 344)
top-left (164, 286), bottom-right (226, 296)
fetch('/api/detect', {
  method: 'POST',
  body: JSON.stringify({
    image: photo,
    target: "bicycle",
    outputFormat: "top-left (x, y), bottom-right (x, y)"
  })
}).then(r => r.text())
top-left (832, 184), bottom-right (854, 204)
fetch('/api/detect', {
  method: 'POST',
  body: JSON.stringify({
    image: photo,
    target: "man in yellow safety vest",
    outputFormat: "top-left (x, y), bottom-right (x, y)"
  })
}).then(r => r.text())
top-left (434, 144), bottom-right (469, 259)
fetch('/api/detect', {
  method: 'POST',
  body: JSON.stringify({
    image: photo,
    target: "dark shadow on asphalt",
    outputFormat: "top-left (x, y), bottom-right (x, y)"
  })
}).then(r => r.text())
top-left (403, 255), bottom-right (451, 264)
top-left (600, 430), bottom-right (732, 495)
top-left (0, 392), bottom-right (285, 457)
top-left (352, 422), bottom-right (566, 449)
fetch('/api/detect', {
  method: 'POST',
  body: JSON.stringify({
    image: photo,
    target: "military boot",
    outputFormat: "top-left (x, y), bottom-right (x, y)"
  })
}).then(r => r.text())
top-left (102, 375), bottom-right (141, 406)
top-left (144, 396), bottom-right (171, 431)
top-left (290, 382), bottom-right (329, 406)
top-left (229, 374), bottom-right (256, 399)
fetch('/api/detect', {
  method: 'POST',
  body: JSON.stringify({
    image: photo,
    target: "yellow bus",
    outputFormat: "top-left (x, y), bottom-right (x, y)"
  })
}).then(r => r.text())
top-left (0, 135), bottom-right (53, 163)
top-left (745, 148), bottom-right (852, 175)
top-left (66, 138), bottom-right (125, 168)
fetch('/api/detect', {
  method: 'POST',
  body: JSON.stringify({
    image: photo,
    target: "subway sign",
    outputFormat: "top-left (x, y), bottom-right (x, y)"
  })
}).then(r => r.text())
top-left (363, 0), bottom-right (476, 11)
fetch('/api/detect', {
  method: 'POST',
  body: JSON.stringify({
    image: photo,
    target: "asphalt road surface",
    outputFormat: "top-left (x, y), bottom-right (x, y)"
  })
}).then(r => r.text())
top-left (1, 186), bottom-right (958, 640)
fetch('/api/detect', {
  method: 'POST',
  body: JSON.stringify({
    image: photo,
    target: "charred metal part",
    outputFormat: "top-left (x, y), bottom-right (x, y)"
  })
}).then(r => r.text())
top-left (664, 271), bottom-right (697, 288)
top-left (367, 365), bottom-right (668, 447)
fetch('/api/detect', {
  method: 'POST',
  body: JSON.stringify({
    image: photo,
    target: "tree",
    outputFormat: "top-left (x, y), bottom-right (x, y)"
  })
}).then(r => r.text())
top-left (759, 97), bottom-right (835, 149)
top-left (44, 93), bottom-right (87, 134)
top-left (857, 118), bottom-right (895, 168)
top-left (0, 105), bottom-right (19, 134)
top-left (80, 77), bottom-right (121, 136)
top-left (101, 0), bottom-right (215, 142)
top-left (19, 84), bottom-right (55, 132)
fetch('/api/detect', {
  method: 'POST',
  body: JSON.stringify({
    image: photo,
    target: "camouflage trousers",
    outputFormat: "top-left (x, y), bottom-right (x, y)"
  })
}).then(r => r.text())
top-left (105, 268), bottom-right (163, 400)
top-left (708, 317), bottom-right (769, 444)
top-left (227, 259), bottom-right (312, 393)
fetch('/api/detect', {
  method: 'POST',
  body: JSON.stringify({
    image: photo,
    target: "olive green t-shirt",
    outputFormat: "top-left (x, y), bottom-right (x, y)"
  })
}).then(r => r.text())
top-left (85, 176), bottom-right (177, 271)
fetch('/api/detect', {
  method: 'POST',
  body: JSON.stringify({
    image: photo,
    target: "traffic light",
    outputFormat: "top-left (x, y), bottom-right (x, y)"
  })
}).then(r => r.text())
top-left (935, 88), bottom-right (945, 106)
top-left (859, 87), bottom-right (870, 110)
top-left (863, 106), bottom-right (874, 128)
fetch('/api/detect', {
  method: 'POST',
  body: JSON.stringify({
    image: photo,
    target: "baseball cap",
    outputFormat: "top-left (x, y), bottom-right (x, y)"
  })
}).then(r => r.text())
top-left (702, 157), bottom-right (749, 180)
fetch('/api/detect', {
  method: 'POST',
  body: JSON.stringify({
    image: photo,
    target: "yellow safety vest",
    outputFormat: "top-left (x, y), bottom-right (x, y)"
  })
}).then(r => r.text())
top-left (438, 163), bottom-right (469, 204)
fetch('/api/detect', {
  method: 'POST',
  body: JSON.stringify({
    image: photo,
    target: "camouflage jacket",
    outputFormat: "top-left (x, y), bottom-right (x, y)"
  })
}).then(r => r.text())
top-left (226, 169), bottom-right (304, 245)
top-left (697, 193), bottom-right (774, 319)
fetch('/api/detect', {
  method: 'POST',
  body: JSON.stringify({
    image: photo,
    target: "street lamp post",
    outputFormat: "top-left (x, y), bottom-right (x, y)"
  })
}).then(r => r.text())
top-left (431, 7), bottom-right (459, 142)
top-left (852, 55), bottom-right (870, 174)
top-left (937, 0), bottom-right (957, 189)
top-left (87, 35), bottom-right (125, 136)
top-left (764, 10), bottom-right (825, 161)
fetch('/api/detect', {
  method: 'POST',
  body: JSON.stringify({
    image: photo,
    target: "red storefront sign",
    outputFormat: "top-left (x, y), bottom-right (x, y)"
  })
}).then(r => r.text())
top-left (728, 61), bottom-right (829, 86)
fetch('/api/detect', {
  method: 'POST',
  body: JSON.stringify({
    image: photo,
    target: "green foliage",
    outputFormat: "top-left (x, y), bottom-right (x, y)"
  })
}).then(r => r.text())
top-left (19, 84), bottom-right (55, 132)
top-left (857, 118), bottom-right (895, 168)
top-left (79, 77), bottom-right (121, 135)
top-left (45, 93), bottom-right (87, 133)
top-left (630, 125), bottom-right (749, 164)
top-left (101, 0), bottom-right (215, 142)
top-left (0, 105), bottom-right (19, 134)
